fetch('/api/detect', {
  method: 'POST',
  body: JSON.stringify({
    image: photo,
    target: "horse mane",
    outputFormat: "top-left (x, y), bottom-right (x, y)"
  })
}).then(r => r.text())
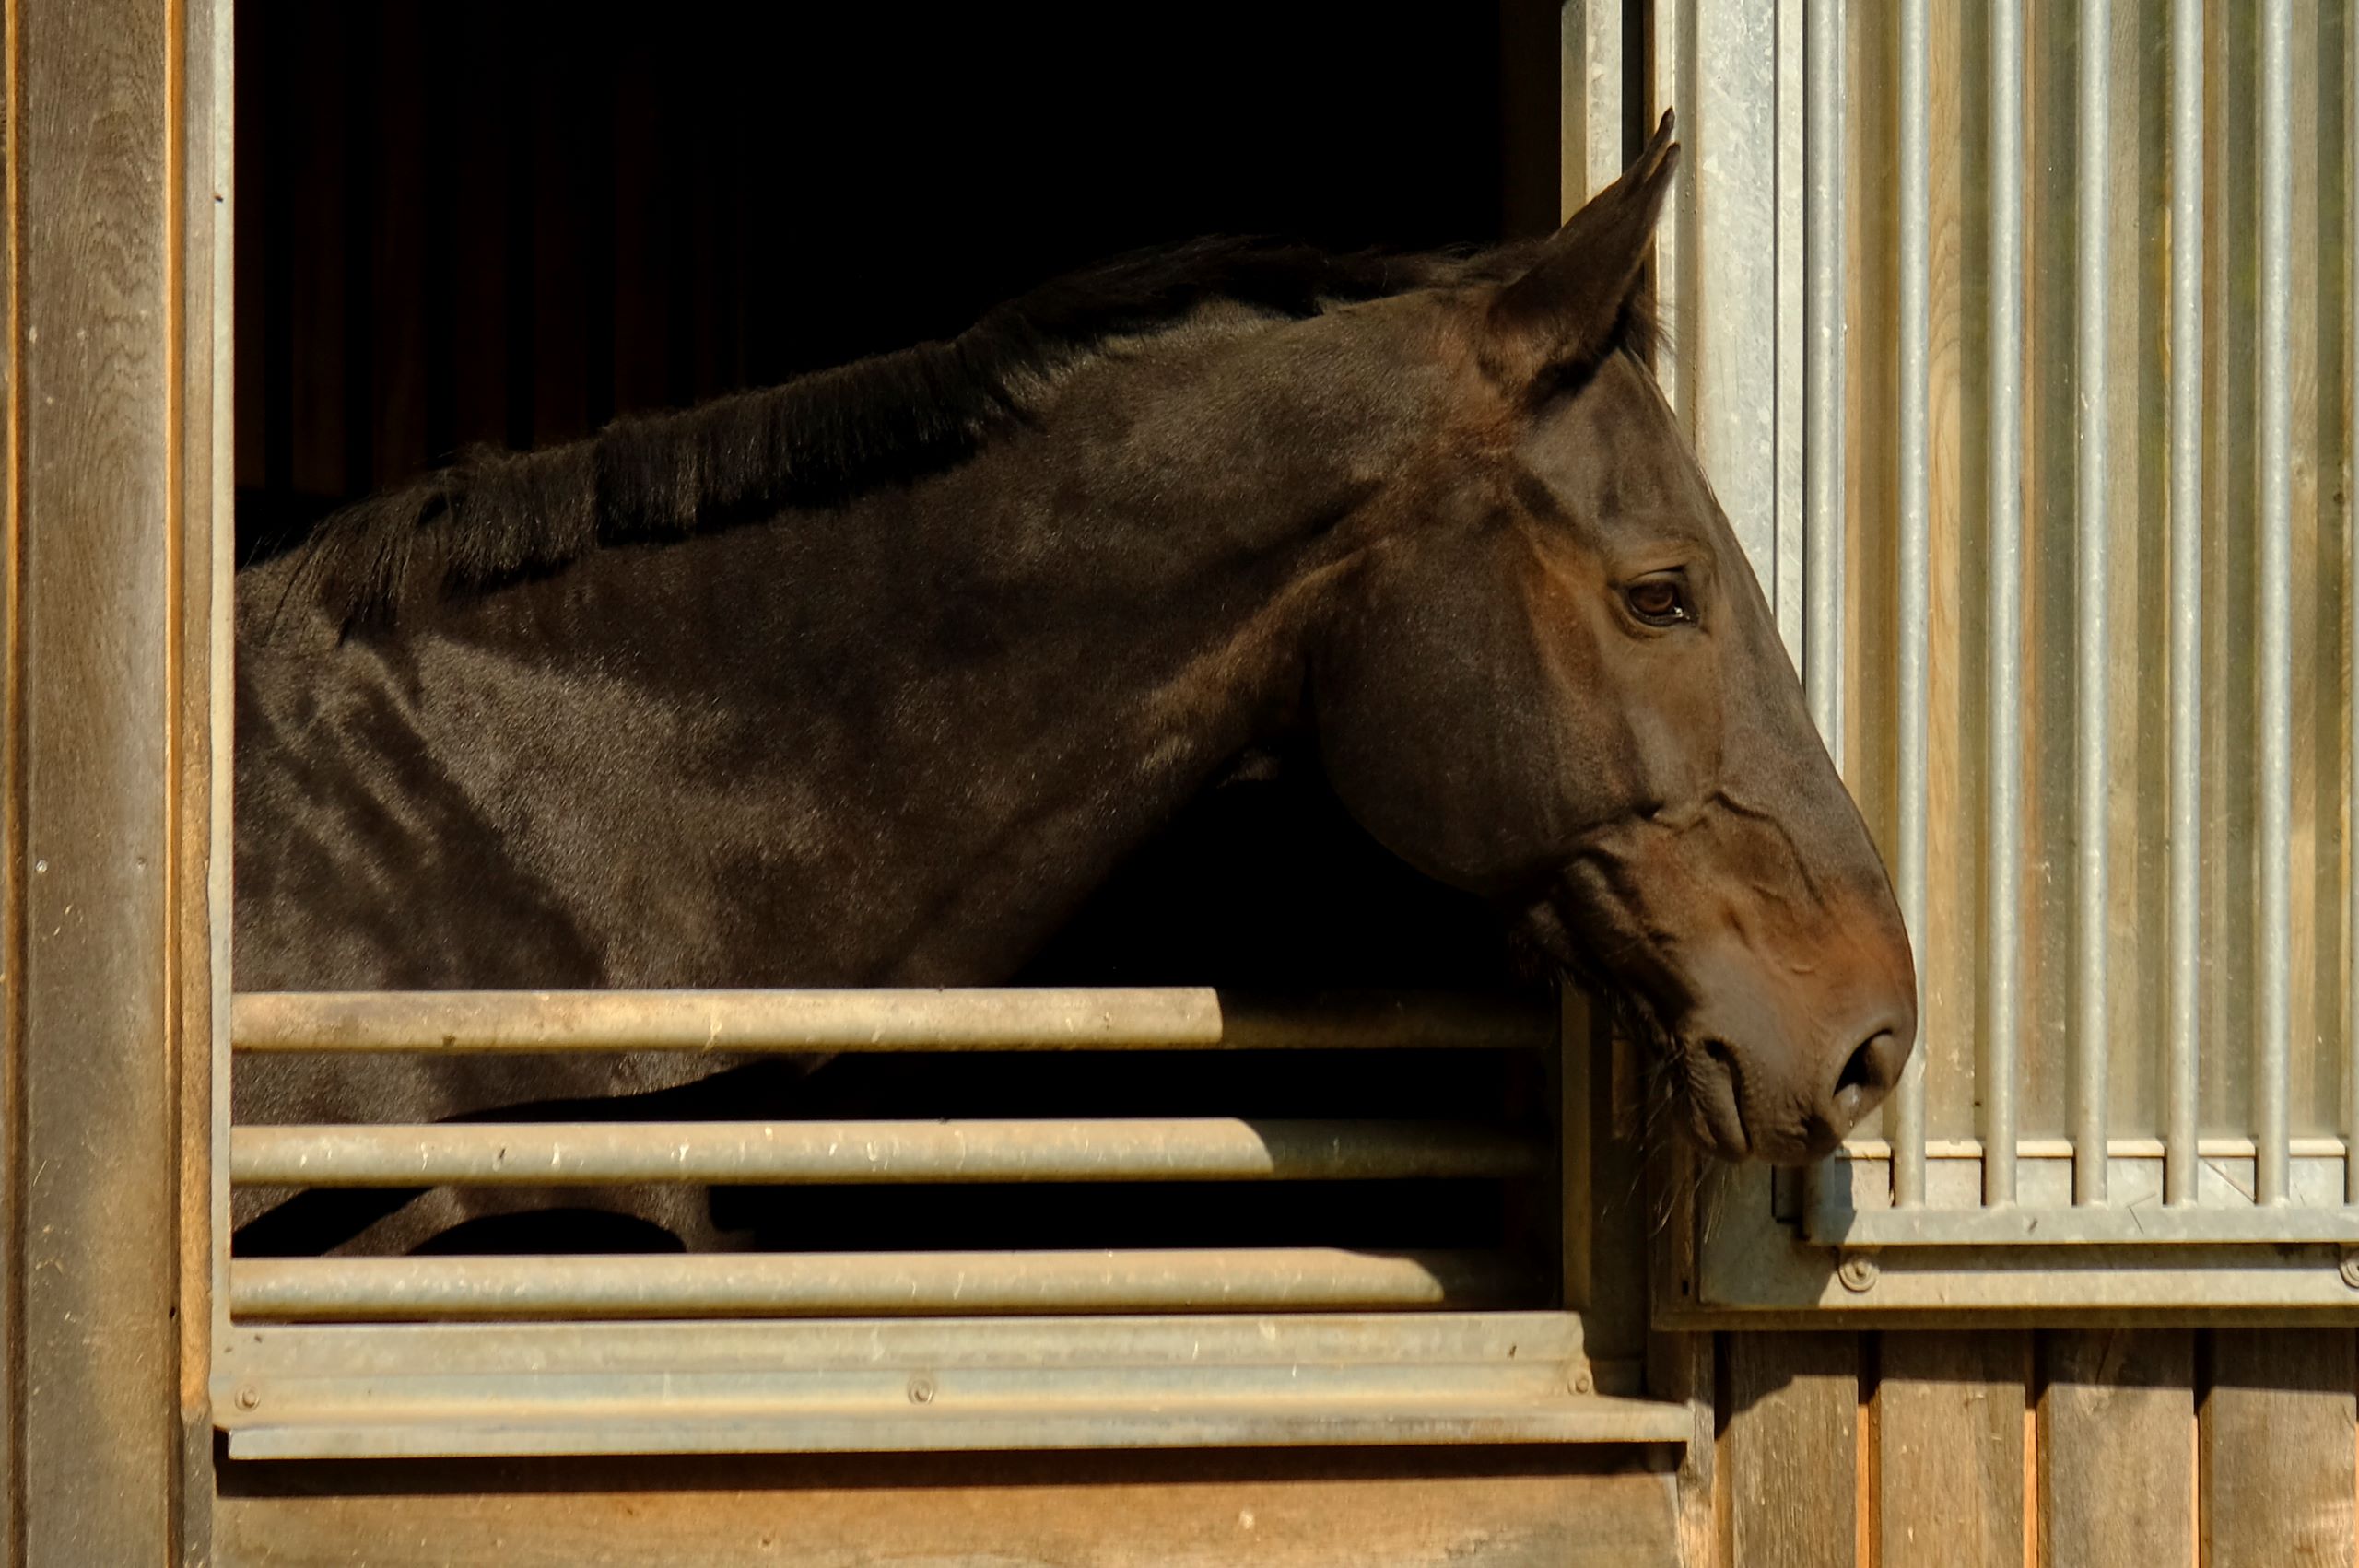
top-left (288, 233), bottom-right (1655, 625)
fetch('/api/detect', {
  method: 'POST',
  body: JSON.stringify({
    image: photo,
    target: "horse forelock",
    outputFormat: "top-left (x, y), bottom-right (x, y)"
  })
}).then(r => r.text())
top-left (287, 236), bottom-right (1556, 629)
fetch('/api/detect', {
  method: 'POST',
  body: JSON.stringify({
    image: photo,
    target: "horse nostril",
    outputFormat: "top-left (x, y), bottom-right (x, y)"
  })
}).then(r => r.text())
top-left (1831, 1029), bottom-right (1907, 1120)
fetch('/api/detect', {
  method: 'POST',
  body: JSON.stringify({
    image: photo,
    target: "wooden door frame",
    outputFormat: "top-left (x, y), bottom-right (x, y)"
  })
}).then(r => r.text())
top-left (1, 0), bottom-right (229, 1561)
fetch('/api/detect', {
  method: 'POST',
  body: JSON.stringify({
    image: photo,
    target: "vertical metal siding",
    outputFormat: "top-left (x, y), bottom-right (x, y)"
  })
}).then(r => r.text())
top-left (1983, 0), bottom-right (2027, 1209)
top-left (1685, 2), bottom-right (2359, 1278)
top-left (2165, 0), bottom-right (2205, 1209)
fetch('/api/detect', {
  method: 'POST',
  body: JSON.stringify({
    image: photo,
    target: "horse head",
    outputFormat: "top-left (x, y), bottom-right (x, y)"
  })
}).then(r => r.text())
top-left (1312, 112), bottom-right (1918, 1163)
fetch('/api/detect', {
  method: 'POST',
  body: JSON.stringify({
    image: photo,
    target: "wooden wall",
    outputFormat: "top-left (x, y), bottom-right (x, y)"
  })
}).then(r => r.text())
top-left (1711, 1327), bottom-right (2359, 1566)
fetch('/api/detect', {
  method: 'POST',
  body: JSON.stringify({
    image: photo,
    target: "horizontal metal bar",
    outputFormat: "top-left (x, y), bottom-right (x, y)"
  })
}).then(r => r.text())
top-left (220, 1392), bottom-right (1688, 1461)
top-left (229, 1118), bottom-right (1545, 1188)
top-left (212, 1311), bottom-right (1685, 1457)
top-left (1820, 1206), bottom-right (2359, 1247)
top-left (219, 1309), bottom-right (1589, 1378)
top-left (1681, 1248), bottom-right (2359, 1318)
top-left (230, 1247), bottom-right (1530, 1322)
top-left (221, 1301), bottom-right (1585, 1376)
top-left (1810, 1139), bottom-right (2358, 1246)
top-left (231, 989), bottom-right (1555, 1055)
top-left (1840, 1136), bottom-right (2350, 1162)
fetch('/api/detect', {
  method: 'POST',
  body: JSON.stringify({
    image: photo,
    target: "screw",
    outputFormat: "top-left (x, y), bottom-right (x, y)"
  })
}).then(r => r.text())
top-left (1569, 1368), bottom-right (1596, 1396)
top-left (907, 1375), bottom-right (936, 1405)
top-left (234, 1386), bottom-right (261, 1411)
top-left (1837, 1253), bottom-right (1880, 1293)
top-left (2339, 1251), bottom-right (2359, 1291)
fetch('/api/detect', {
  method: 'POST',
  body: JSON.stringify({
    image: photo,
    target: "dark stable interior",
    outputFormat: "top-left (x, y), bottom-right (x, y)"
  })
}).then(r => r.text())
top-left (235, 3), bottom-right (1575, 1287)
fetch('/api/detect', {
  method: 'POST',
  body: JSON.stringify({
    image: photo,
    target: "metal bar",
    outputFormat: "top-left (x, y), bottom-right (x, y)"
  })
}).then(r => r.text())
top-left (1813, 1205), bottom-right (2359, 1249)
top-left (224, 1310), bottom-right (1588, 1379)
top-left (207, 1314), bottom-right (1691, 1461)
top-left (223, 1394), bottom-right (1695, 1464)
top-left (230, 989), bottom-right (1555, 1055)
top-left (229, 1118), bottom-right (1546, 1188)
top-left (2165, 0), bottom-right (2205, 1206)
top-left (1892, 0), bottom-right (1931, 1208)
top-left (229, 1248), bottom-right (1529, 1322)
top-left (1804, 0), bottom-right (1846, 755)
top-left (1985, 0), bottom-right (2025, 1206)
top-left (2071, 0), bottom-right (2112, 1207)
top-left (2257, 0), bottom-right (2295, 1205)
top-left (1833, 1135), bottom-right (2352, 1161)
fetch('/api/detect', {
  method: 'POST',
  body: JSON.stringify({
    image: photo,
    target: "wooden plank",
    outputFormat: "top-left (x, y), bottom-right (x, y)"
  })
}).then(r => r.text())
top-left (527, 30), bottom-right (591, 449)
top-left (365, 1), bottom-right (428, 489)
top-left (1644, 1329), bottom-right (1716, 1568)
top-left (1726, 1333), bottom-right (1859, 1568)
top-left (178, 0), bottom-right (230, 1561)
top-left (2039, 1328), bottom-right (2194, 1568)
top-left (2201, 1328), bottom-right (2356, 1567)
top-left (1496, 0), bottom-right (1563, 239)
top-left (215, 1450), bottom-right (1682, 1568)
top-left (283, 2), bottom-right (347, 502)
top-left (444, 1), bottom-right (511, 455)
top-left (1878, 1331), bottom-right (2027, 1567)
top-left (229, 0), bottom-right (263, 495)
top-left (13, 0), bottom-right (187, 1560)
top-left (607, 40), bottom-right (668, 419)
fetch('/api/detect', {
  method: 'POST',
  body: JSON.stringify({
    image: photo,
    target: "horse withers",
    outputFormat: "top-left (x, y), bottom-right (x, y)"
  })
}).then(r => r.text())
top-left (234, 111), bottom-right (1915, 1251)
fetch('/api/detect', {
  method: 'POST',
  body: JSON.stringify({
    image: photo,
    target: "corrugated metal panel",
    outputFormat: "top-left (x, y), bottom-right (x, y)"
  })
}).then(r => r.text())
top-left (1684, 0), bottom-right (2359, 1309)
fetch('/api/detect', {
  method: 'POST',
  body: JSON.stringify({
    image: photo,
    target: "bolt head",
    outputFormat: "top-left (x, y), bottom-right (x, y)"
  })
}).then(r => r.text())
top-left (2339, 1251), bottom-right (2359, 1290)
top-left (234, 1386), bottom-right (261, 1410)
top-left (907, 1375), bottom-right (937, 1405)
top-left (1837, 1253), bottom-right (1880, 1293)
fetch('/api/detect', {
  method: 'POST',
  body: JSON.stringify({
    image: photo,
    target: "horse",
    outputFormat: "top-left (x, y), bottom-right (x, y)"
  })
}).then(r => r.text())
top-left (232, 113), bottom-right (1918, 1258)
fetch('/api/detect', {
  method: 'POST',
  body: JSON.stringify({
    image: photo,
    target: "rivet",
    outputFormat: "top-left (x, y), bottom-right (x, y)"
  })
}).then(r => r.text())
top-left (234, 1386), bottom-right (261, 1411)
top-left (2338, 1251), bottom-right (2359, 1291)
top-left (907, 1375), bottom-right (936, 1405)
top-left (1837, 1253), bottom-right (1880, 1293)
top-left (1570, 1368), bottom-right (1596, 1396)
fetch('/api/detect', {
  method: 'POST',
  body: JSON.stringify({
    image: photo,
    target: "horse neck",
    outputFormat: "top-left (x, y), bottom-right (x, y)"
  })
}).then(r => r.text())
top-left (241, 310), bottom-right (1438, 989)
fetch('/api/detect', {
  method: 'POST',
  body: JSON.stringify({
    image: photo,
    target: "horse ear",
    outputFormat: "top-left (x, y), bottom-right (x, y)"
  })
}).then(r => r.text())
top-left (1485, 109), bottom-right (1679, 387)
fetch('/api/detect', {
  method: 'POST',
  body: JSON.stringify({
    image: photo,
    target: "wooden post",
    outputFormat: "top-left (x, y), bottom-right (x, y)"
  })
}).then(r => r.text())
top-left (3, 0), bottom-right (226, 1561)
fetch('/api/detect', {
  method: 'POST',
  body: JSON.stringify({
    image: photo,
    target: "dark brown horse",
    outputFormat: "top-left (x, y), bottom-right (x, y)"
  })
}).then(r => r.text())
top-left (234, 114), bottom-right (1916, 1252)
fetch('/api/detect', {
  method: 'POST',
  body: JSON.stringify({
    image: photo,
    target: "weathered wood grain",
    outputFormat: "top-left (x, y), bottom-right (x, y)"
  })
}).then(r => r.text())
top-left (1727, 1332), bottom-right (1859, 1568)
top-left (214, 1450), bottom-right (1682, 1568)
top-left (176, 3), bottom-right (232, 1562)
top-left (2201, 1328), bottom-right (2356, 1567)
top-left (13, 0), bottom-right (186, 1561)
top-left (1878, 1330), bottom-right (2027, 1568)
top-left (2039, 1328), bottom-right (2194, 1568)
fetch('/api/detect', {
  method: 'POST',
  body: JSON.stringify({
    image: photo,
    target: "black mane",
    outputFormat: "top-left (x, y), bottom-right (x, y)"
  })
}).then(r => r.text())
top-left (293, 236), bottom-right (1511, 624)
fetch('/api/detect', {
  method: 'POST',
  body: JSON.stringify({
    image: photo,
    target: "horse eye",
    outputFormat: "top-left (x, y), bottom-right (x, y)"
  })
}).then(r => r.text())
top-left (1625, 576), bottom-right (1690, 626)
